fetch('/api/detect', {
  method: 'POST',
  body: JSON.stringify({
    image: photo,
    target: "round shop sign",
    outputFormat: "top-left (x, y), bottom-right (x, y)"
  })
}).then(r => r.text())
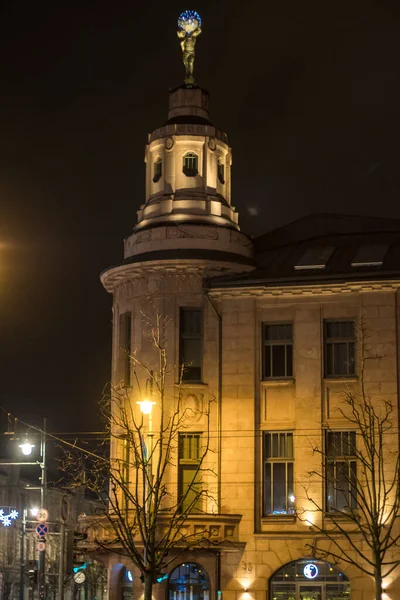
top-left (303, 564), bottom-right (319, 580)
top-left (74, 571), bottom-right (86, 585)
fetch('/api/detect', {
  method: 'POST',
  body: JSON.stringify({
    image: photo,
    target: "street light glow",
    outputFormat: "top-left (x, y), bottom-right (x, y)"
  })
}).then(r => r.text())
top-left (137, 400), bottom-right (156, 415)
top-left (30, 507), bottom-right (39, 517)
top-left (19, 442), bottom-right (35, 456)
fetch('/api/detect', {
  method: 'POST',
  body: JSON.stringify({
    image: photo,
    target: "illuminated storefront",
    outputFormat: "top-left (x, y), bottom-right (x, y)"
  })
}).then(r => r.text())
top-left (270, 560), bottom-right (350, 600)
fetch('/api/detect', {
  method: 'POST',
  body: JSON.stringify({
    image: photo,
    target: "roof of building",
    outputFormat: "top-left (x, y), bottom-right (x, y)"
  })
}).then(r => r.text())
top-left (207, 213), bottom-right (400, 289)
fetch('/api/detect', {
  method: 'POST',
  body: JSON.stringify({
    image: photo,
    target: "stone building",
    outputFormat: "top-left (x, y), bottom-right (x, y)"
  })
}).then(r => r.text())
top-left (87, 38), bottom-right (400, 600)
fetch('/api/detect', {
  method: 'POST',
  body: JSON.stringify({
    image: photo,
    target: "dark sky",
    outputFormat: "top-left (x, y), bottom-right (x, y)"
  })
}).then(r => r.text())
top-left (0, 0), bottom-right (399, 433)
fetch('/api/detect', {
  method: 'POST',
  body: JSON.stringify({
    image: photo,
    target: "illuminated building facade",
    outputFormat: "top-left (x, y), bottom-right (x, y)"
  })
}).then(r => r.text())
top-left (92, 41), bottom-right (400, 600)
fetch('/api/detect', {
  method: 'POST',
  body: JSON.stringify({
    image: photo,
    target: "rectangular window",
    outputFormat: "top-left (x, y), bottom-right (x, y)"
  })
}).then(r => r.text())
top-left (351, 244), bottom-right (388, 267)
top-left (179, 308), bottom-right (203, 382)
top-left (178, 433), bottom-right (202, 513)
top-left (326, 431), bottom-right (357, 512)
top-left (324, 320), bottom-right (356, 377)
top-left (294, 246), bottom-right (335, 270)
top-left (262, 323), bottom-right (293, 379)
top-left (263, 432), bottom-right (294, 516)
top-left (118, 312), bottom-right (132, 386)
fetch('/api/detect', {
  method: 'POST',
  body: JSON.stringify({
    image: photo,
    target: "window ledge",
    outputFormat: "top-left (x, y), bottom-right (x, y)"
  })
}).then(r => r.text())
top-left (176, 382), bottom-right (208, 389)
top-left (324, 377), bottom-right (358, 384)
top-left (261, 378), bottom-right (295, 388)
top-left (261, 515), bottom-right (296, 524)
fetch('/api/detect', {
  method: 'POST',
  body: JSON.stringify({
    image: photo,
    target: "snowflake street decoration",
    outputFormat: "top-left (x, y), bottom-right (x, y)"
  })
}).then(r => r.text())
top-left (0, 508), bottom-right (19, 527)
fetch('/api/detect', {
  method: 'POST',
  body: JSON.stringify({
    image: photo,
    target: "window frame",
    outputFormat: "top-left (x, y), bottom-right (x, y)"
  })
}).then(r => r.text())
top-left (179, 307), bottom-right (203, 383)
top-left (324, 320), bottom-right (356, 378)
top-left (262, 322), bottom-right (294, 380)
top-left (118, 311), bottom-right (132, 387)
top-left (262, 431), bottom-right (295, 516)
top-left (152, 157), bottom-right (162, 183)
top-left (217, 159), bottom-right (225, 184)
top-left (183, 152), bottom-right (199, 177)
top-left (325, 430), bottom-right (357, 513)
top-left (178, 433), bottom-right (203, 513)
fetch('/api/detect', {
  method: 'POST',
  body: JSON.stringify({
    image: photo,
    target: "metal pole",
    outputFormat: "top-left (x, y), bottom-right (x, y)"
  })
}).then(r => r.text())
top-left (38, 417), bottom-right (47, 600)
top-left (19, 509), bottom-right (27, 600)
top-left (58, 519), bottom-right (65, 600)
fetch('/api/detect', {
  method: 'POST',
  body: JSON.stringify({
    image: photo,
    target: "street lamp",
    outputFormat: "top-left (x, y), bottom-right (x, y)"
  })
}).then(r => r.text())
top-left (19, 442), bottom-right (35, 456)
top-left (136, 400), bottom-right (156, 415)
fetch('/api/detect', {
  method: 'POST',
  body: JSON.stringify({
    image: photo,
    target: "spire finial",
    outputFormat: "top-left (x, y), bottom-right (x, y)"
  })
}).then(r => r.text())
top-left (177, 10), bottom-right (202, 86)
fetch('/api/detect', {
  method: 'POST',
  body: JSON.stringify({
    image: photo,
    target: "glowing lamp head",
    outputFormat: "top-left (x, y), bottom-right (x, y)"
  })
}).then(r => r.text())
top-left (178, 10), bottom-right (202, 33)
top-left (19, 442), bottom-right (35, 456)
top-left (137, 400), bottom-right (156, 415)
top-left (30, 507), bottom-right (39, 517)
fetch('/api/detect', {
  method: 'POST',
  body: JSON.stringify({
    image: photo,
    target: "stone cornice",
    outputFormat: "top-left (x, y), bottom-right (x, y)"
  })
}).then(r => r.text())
top-left (101, 259), bottom-right (251, 293)
top-left (207, 279), bottom-right (400, 299)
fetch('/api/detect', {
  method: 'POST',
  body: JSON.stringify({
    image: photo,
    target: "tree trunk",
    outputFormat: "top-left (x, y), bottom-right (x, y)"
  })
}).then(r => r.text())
top-left (144, 572), bottom-right (153, 600)
top-left (375, 567), bottom-right (383, 600)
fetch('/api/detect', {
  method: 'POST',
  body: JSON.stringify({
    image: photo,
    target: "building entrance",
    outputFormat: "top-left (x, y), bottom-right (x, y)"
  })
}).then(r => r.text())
top-left (270, 560), bottom-right (350, 600)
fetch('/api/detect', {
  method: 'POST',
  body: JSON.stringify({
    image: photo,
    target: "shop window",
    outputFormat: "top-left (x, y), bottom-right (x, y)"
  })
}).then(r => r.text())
top-left (179, 308), bottom-right (203, 382)
top-left (326, 430), bottom-right (357, 513)
top-left (324, 320), bottom-right (355, 377)
top-left (169, 563), bottom-right (209, 600)
top-left (262, 323), bottom-right (293, 379)
top-left (263, 432), bottom-right (294, 515)
top-left (183, 152), bottom-right (198, 177)
top-left (270, 559), bottom-right (350, 600)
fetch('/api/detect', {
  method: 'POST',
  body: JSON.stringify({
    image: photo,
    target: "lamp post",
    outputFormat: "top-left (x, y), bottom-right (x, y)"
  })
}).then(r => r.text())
top-left (13, 419), bottom-right (47, 600)
top-left (137, 391), bottom-right (156, 572)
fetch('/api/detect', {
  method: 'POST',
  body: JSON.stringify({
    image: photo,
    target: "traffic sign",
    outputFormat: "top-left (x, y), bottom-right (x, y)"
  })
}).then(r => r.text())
top-left (36, 508), bottom-right (49, 523)
top-left (37, 541), bottom-right (46, 552)
top-left (36, 523), bottom-right (48, 537)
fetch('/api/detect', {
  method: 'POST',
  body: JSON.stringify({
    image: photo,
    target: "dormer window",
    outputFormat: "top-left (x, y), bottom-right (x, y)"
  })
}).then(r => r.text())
top-left (217, 159), bottom-right (225, 184)
top-left (294, 246), bottom-right (335, 270)
top-left (183, 152), bottom-right (198, 177)
top-left (153, 158), bottom-right (162, 183)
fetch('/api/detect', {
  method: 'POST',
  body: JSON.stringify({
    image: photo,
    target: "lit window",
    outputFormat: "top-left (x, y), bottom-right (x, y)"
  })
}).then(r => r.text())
top-left (263, 432), bottom-right (294, 516)
top-left (179, 308), bottom-right (203, 382)
top-left (294, 246), bottom-right (335, 270)
top-left (118, 312), bottom-right (132, 386)
top-left (326, 431), bottom-right (357, 512)
top-left (324, 321), bottom-right (355, 377)
top-left (262, 323), bottom-right (293, 379)
top-left (178, 433), bottom-right (203, 513)
top-left (351, 244), bottom-right (388, 267)
top-left (183, 152), bottom-right (198, 177)
top-left (217, 159), bottom-right (225, 184)
top-left (153, 158), bottom-right (162, 183)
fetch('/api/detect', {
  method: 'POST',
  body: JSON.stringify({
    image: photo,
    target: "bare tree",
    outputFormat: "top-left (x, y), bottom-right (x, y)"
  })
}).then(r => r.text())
top-left (64, 313), bottom-right (217, 600)
top-left (0, 538), bottom-right (20, 600)
top-left (299, 325), bottom-right (400, 600)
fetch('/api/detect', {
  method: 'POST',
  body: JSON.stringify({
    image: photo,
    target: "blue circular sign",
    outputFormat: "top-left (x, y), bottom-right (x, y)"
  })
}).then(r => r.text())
top-left (36, 523), bottom-right (48, 537)
top-left (303, 564), bottom-right (318, 579)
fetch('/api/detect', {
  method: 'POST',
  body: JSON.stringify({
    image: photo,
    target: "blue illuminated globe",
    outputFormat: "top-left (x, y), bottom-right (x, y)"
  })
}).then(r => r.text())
top-left (178, 10), bottom-right (202, 32)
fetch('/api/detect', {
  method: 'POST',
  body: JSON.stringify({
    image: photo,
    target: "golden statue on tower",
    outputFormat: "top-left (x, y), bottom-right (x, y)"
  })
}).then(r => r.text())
top-left (177, 11), bottom-right (202, 86)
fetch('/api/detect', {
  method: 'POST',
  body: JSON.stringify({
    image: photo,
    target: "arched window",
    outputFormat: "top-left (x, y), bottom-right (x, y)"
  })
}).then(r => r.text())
top-left (183, 153), bottom-right (198, 177)
top-left (270, 560), bottom-right (350, 600)
top-left (153, 157), bottom-right (162, 183)
top-left (119, 567), bottom-right (133, 600)
top-left (169, 563), bottom-right (209, 600)
top-left (217, 159), bottom-right (225, 184)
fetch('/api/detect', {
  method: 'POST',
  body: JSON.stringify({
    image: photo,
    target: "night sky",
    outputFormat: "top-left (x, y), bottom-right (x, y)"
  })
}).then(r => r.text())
top-left (0, 0), bottom-right (399, 433)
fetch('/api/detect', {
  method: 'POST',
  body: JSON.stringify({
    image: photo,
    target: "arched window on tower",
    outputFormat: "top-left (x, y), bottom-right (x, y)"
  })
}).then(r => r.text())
top-left (183, 152), bottom-right (198, 177)
top-left (153, 157), bottom-right (162, 183)
top-left (217, 159), bottom-right (225, 184)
